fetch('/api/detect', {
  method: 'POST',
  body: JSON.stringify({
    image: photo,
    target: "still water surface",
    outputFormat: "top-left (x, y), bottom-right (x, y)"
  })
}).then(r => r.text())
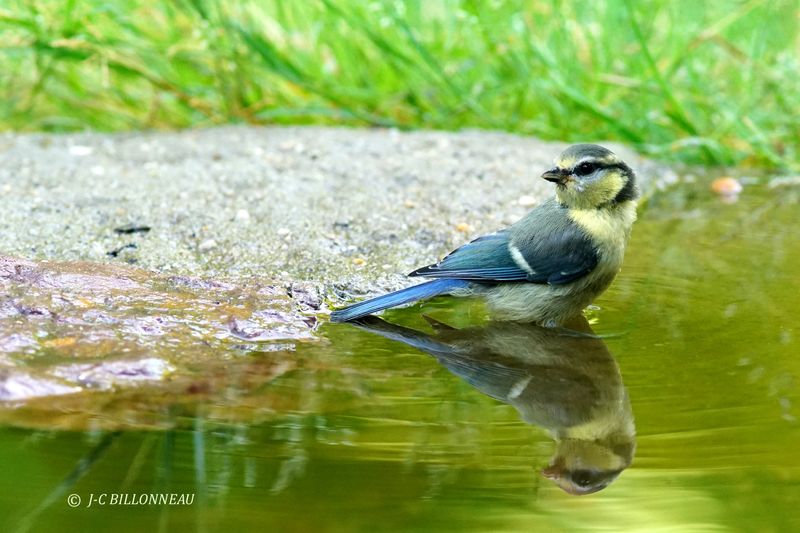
top-left (1, 178), bottom-right (798, 531)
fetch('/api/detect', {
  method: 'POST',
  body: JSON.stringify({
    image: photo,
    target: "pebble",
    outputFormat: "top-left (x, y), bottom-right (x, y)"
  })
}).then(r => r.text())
top-left (517, 195), bottom-right (538, 207)
top-left (68, 145), bottom-right (93, 156)
top-left (198, 239), bottom-right (217, 251)
top-left (710, 177), bottom-right (742, 196)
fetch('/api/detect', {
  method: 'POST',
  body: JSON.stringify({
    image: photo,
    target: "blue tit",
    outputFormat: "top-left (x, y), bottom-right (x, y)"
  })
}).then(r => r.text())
top-left (330, 144), bottom-right (639, 326)
top-left (352, 314), bottom-right (636, 495)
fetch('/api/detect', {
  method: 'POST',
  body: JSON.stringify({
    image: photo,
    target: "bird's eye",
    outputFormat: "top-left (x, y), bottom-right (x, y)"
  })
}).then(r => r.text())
top-left (574, 162), bottom-right (598, 176)
top-left (569, 469), bottom-right (603, 488)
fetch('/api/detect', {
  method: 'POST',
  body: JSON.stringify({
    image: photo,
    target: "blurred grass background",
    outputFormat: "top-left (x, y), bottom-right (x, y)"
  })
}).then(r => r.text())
top-left (0, 0), bottom-right (797, 169)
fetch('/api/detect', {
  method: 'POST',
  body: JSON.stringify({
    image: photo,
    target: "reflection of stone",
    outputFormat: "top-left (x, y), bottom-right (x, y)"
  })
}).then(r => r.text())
top-left (352, 315), bottom-right (635, 495)
top-left (51, 358), bottom-right (174, 390)
top-left (0, 371), bottom-right (81, 401)
top-left (0, 359), bottom-right (174, 400)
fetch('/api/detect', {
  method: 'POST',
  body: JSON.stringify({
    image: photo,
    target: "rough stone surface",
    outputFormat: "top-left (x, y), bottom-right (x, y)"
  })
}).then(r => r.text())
top-left (0, 254), bottom-right (317, 409)
top-left (0, 126), bottom-right (671, 301)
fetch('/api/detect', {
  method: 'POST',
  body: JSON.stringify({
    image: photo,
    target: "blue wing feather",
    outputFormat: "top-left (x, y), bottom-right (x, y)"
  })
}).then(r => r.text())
top-left (409, 231), bottom-right (529, 282)
top-left (409, 202), bottom-right (599, 285)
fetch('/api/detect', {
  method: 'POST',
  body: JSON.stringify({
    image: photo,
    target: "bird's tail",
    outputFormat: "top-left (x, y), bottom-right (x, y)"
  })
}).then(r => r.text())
top-left (329, 279), bottom-right (468, 323)
top-left (348, 315), bottom-right (454, 355)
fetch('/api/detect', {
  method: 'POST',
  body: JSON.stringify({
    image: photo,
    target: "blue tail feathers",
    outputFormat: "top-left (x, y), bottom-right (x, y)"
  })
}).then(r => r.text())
top-left (348, 315), bottom-right (455, 355)
top-left (330, 279), bottom-right (469, 322)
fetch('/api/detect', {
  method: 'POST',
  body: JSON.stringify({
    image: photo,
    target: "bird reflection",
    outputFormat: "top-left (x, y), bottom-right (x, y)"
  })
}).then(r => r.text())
top-left (352, 314), bottom-right (635, 495)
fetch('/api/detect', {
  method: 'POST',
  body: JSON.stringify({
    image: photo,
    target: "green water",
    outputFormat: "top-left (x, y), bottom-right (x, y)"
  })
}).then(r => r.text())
top-left (2, 179), bottom-right (799, 532)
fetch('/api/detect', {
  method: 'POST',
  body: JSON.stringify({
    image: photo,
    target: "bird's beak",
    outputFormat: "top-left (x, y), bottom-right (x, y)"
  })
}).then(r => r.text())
top-left (541, 168), bottom-right (569, 185)
top-left (541, 462), bottom-right (564, 480)
top-left (542, 466), bottom-right (561, 480)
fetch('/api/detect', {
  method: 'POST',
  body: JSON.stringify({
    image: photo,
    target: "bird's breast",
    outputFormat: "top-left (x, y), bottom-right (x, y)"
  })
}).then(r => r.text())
top-left (567, 201), bottom-right (637, 249)
top-left (568, 204), bottom-right (632, 261)
top-left (568, 202), bottom-right (637, 281)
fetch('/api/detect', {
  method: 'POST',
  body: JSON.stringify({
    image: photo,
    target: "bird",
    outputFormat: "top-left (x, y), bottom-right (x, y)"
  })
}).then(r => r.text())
top-left (351, 314), bottom-right (636, 495)
top-left (330, 144), bottom-right (639, 326)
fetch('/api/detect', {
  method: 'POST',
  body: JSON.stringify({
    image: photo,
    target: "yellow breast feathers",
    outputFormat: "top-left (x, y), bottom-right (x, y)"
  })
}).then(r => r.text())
top-left (568, 201), bottom-right (638, 249)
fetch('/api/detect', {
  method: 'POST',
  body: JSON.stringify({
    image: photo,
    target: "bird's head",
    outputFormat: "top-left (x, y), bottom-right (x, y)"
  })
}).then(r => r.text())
top-left (541, 144), bottom-right (639, 209)
top-left (541, 438), bottom-right (635, 496)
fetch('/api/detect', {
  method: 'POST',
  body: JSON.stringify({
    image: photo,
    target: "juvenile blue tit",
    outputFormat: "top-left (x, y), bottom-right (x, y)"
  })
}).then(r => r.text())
top-left (352, 315), bottom-right (636, 495)
top-left (331, 144), bottom-right (639, 326)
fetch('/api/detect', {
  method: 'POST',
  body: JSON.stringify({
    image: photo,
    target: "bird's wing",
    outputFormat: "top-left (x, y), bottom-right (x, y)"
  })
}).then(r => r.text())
top-left (512, 222), bottom-right (600, 285)
top-left (409, 223), bottom-right (598, 285)
top-left (409, 231), bottom-right (529, 281)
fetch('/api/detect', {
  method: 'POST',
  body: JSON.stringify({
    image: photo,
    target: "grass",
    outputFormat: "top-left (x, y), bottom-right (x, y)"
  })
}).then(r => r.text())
top-left (0, 0), bottom-right (797, 170)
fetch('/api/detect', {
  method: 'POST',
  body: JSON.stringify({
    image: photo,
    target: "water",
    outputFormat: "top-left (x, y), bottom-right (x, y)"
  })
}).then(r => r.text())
top-left (1, 178), bottom-right (799, 531)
